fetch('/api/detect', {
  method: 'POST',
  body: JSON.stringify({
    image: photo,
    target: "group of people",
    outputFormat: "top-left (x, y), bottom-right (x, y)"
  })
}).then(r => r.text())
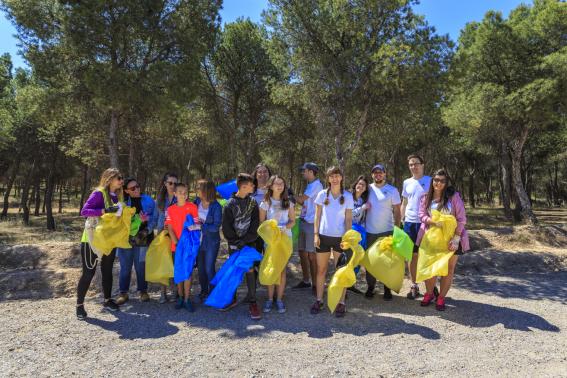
top-left (75, 154), bottom-right (469, 321)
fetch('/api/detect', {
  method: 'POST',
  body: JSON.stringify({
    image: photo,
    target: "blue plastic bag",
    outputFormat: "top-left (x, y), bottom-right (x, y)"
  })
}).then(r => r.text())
top-left (216, 180), bottom-right (238, 200)
top-left (205, 246), bottom-right (263, 309)
top-left (351, 223), bottom-right (367, 274)
top-left (173, 216), bottom-right (201, 284)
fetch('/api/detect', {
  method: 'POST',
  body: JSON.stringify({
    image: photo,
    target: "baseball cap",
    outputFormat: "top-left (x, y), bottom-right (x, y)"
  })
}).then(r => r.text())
top-left (300, 162), bottom-right (319, 173)
top-left (371, 164), bottom-right (386, 173)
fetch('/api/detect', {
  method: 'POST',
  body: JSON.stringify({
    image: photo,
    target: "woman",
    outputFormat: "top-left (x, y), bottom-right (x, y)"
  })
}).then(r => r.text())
top-left (115, 178), bottom-right (157, 305)
top-left (194, 179), bottom-right (222, 302)
top-left (348, 175), bottom-right (370, 295)
top-left (417, 169), bottom-right (470, 311)
top-left (76, 168), bottom-right (124, 320)
top-left (311, 166), bottom-right (354, 317)
top-left (154, 172), bottom-right (178, 304)
top-left (259, 175), bottom-right (296, 314)
top-left (252, 163), bottom-right (272, 205)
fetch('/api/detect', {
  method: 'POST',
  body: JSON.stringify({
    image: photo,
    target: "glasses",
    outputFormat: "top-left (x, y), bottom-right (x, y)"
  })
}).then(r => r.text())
top-left (127, 184), bottom-right (140, 191)
top-left (116, 176), bottom-right (123, 181)
top-left (433, 178), bottom-right (447, 184)
top-left (166, 181), bottom-right (177, 186)
top-left (409, 163), bottom-right (423, 167)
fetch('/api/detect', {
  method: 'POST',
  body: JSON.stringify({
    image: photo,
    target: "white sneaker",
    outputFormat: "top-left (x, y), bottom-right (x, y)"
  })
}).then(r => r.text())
top-left (159, 292), bottom-right (169, 304)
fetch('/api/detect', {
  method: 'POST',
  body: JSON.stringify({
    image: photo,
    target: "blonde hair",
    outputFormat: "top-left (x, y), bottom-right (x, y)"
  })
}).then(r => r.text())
top-left (97, 168), bottom-right (124, 201)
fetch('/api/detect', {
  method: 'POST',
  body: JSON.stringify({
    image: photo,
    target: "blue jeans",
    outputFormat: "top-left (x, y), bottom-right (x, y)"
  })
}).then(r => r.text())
top-left (117, 246), bottom-right (148, 293)
top-left (197, 232), bottom-right (220, 295)
top-left (403, 222), bottom-right (421, 253)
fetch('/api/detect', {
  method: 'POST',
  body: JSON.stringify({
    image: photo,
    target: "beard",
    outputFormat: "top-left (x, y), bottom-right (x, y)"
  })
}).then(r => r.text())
top-left (373, 177), bottom-right (385, 185)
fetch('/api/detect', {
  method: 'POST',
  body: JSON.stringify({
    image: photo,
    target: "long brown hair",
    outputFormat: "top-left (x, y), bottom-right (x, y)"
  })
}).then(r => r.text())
top-left (424, 169), bottom-right (455, 212)
top-left (263, 175), bottom-right (290, 209)
top-left (324, 166), bottom-right (344, 205)
top-left (157, 172), bottom-right (178, 210)
top-left (350, 175), bottom-right (369, 202)
top-left (196, 179), bottom-right (217, 203)
top-left (96, 168), bottom-right (124, 202)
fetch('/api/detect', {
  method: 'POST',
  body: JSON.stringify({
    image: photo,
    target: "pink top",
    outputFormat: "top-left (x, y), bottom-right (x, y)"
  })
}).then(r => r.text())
top-left (415, 191), bottom-right (470, 252)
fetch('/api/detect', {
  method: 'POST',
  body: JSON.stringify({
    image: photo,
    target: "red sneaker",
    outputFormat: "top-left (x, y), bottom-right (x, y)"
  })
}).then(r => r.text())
top-left (420, 292), bottom-right (435, 307)
top-left (436, 296), bottom-right (446, 311)
top-left (249, 302), bottom-right (262, 320)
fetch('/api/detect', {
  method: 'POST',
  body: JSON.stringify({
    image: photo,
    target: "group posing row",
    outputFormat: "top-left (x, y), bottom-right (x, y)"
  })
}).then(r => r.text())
top-left (75, 154), bottom-right (469, 320)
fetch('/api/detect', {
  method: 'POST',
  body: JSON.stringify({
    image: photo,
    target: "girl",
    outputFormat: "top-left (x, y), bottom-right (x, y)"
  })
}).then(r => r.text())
top-left (418, 169), bottom-right (470, 311)
top-left (155, 172), bottom-right (178, 304)
top-left (76, 168), bottom-right (124, 320)
top-left (194, 179), bottom-right (222, 302)
top-left (311, 167), bottom-right (354, 317)
top-left (115, 178), bottom-right (157, 305)
top-left (259, 175), bottom-right (296, 314)
top-left (252, 163), bottom-right (271, 205)
top-left (348, 175), bottom-right (370, 295)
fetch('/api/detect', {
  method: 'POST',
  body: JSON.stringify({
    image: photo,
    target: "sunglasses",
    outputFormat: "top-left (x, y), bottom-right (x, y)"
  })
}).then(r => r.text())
top-left (116, 176), bottom-right (124, 181)
top-left (127, 184), bottom-right (140, 191)
top-left (433, 178), bottom-right (447, 184)
top-left (166, 181), bottom-right (177, 186)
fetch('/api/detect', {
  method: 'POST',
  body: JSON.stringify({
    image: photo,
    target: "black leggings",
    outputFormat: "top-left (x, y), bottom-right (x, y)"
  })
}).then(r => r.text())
top-left (76, 242), bottom-right (116, 305)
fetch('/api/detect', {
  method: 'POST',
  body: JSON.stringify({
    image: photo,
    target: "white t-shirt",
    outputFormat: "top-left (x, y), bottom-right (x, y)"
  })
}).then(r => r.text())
top-left (253, 188), bottom-right (266, 205)
top-left (314, 190), bottom-right (354, 237)
top-left (402, 176), bottom-right (431, 223)
top-left (197, 202), bottom-right (209, 224)
top-left (431, 199), bottom-right (452, 215)
top-left (300, 179), bottom-right (324, 223)
top-left (260, 198), bottom-right (293, 237)
top-left (366, 183), bottom-right (401, 234)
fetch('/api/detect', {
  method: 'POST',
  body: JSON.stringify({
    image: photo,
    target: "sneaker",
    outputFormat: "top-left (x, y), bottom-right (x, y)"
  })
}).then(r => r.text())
top-left (310, 300), bottom-right (323, 315)
top-left (198, 292), bottom-right (208, 304)
top-left (347, 286), bottom-right (363, 295)
top-left (175, 297), bottom-right (184, 310)
top-left (293, 281), bottom-right (312, 289)
top-left (263, 300), bottom-right (273, 313)
top-left (103, 299), bottom-right (120, 312)
top-left (436, 296), bottom-right (446, 311)
top-left (159, 292), bottom-right (169, 304)
top-left (249, 302), bottom-right (262, 320)
top-left (115, 294), bottom-right (129, 305)
top-left (276, 300), bottom-right (286, 314)
top-left (421, 292), bottom-right (435, 307)
top-left (140, 292), bottom-right (150, 302)
top-left (184, 299), bottom-right (195, 312)
top-left (383, 287), bottom-right (393, 301)
top-left (364, 288), bottom-right (375, 299)
top-left (335, 303), bottom-right (346, 318)
top-left (406, 284), bottom-right (420, 300)
top-left (433, 286), bottom-right (440, 299)
top-left (219, 297), bottom-right (239, 312)
top-left (76, 305), bottom-right (87, 320)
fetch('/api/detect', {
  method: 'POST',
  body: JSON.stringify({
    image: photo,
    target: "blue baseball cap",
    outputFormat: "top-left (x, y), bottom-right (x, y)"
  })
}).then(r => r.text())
top-left (371, 164), bottom-right (386, 173)
top-left (300, 162), bottom-right (319, 173)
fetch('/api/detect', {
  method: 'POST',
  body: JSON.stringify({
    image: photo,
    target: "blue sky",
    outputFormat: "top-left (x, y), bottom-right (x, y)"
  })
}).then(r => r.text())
top-left (1, 0), bottom-right (527, 69)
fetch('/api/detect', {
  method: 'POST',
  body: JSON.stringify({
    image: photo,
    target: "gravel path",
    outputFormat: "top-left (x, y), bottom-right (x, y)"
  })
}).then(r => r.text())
top-left (1, 272), bottom-right (566, 377)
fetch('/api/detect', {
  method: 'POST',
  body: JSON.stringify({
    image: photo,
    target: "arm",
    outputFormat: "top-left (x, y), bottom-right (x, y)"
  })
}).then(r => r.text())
top-left (80, 191), bottom-right (105, 217)
top-left (418, 195), bottom-right (433, 225)
top-left (238, 201), bottom-right (260, 248)
top-left (221, 203), bottom-right (239, 246)
top-left (286, 205), bottom-right (296, 229)
top-left (344, 209), bottom-right (352, 232)
top-left (167, 224), bottom-right (178, 245)
top-left (259, 208), bottom-right (267, 222)
top-left (313, 204), bottom-right (322, 247)
top-left (400, 197), bottom-right (408, 221)
top-left (146, 198), bottom-right (157, 232)
top-left (393, 204), bottom-right (401, 227)
top-left (295, 193), bottom-right (309, 206)
top-left (452, 192), bottom-right (467, 237)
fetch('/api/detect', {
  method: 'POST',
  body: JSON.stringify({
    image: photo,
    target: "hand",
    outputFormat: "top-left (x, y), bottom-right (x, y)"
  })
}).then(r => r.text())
top-left (448, 235), bottom-right (461, 252)
top-left (314, 234), bottom-right (320, 248)
top-left (115, 202), bottom-right (124, 217)
top-left (104, 205), bottom-right (119, 214)
top-left (187, 224), bottom-right (201, 231)
top-left (432, 220), bottom-right (443, 228)
top-left (139, 212), bottom-right (149, 222)
top-left (363, 202), bottom-right (371, 210)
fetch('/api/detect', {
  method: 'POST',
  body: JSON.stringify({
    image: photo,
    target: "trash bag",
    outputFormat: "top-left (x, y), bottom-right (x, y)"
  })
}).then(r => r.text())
top-left (173, 216), bottom-right (201, 284)
top-left (416, 210), bottom-right (457, 283)
top-left (218, 199), bottom-right (227, 207)
top-left (129, 214), bottom-right (142, 236)
top-left (216, 180), bottom-right (238, 200)
top-left (145, 231), bottom-right (173, 286)
top-left (352, 223), bottom-right (367, 249)
top-left (291, 221), bottom-right (299, 245)
top-left (258, 219), bottom-right (292, 285)
top-left (327, 230), bottom-right (365, 313)
top-left (392, 226), bottom-right (414, 262)
top-left (90, 206), bottom-right (136, 256)
top-left (360, 235), bottom-right (405, 293)
top-left (205, 246), bottom-right (263, 309)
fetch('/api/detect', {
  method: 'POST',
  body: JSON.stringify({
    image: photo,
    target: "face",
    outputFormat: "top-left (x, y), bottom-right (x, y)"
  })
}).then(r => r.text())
top-left (432, 175), bottom-right (447, 192)
top-left (110, 175), bottom-right (124, 190)
top-left (239, 182), bottom-right (255, 196)
top-left (372, 170), bottom-right (386, 183)
top-left (328, 173), bottom-right (342, 187)
top-left (175, 187), bottom-right (188, 201)
top-left (302, 169), bottom-right (314, 181)
top-left (408, 158), bottom-right (424, 177)
top-left (255, 166), bottom-right (270, 185)
top-left (270, 178), bottom-right (285, 196)
top-left (355, 179), bottom-right (367, 193)
top-left (125, 181), bottom-right (141, 198)
top-left (164, 176), bottom-right (178, 192)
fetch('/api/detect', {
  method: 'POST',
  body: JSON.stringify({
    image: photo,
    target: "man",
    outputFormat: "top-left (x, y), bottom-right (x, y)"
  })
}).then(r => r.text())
top-left (293, 162), bottom-right (323, 292)
top-left (364, 164), bottom-right (401, 300)
top-left (401, 154), bottom-right (432, 299)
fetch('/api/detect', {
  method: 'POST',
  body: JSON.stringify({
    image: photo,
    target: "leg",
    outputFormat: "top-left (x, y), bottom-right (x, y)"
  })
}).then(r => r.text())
top-left (276, 269), bottom-right (286, 300)
top-left (308, 252), bottom-right (317, 285)
top-left (298, 251), bottom-right (311, 283)
top-left (315, 252), bottom-right (330, 301)
top-left (425, 277), bottom-right (436, 294)
top-left (245, 269), bottom-right (257, 302)
top-left (408, 253), bottom-right (418, 283)
top-left (267, 285), bottom-right (275, 301)
top-left (197, 244), bottom-right (208, 295)
top-left (364, 233), bottom-right (380, 294)
top-left (77, 242), bottom-right (98, 305)
top-left (134, 247), bottom-right (148, 293)
top-left (117, 248), bottom-right (134, 294)
top-left (184, 276), bottom-right (192, 299)
top-left (440, 255), bottom-right (459, 297)
top-left (177, 283), bottom-right (184, 298)
top-left (100, 249), bottom-right (116, 301)
top-left (205, 239), bottom-right (220, 293)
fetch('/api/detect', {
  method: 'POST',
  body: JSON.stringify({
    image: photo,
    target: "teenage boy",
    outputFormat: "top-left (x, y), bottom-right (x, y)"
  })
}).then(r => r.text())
top-left (293, 162), bottom-right (323, 292)
top-left (222, 173), bottom-right (261, 320)
top-left (364, 164), bottom-right (401, 300)
top-left (401, 154), bottom-right (431, 299)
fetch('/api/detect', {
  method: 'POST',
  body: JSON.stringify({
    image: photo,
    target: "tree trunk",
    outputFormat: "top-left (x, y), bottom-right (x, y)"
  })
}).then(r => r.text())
top-left (108, 110), bottom-right (120, 168)
top-left (468, 174), bottom-right (476, 208)
top-left (509, 131), bottom-right (538, 225)
top-left (1, 157), bottom-right (21, 218)
top-left (499, 142), bottom-right (512, 219)
top-left (20, 161), bottom-right (36, 225)
top-left (45, 151), bottom-right (57, 230)
top-left (33, 175), bottom-right (41, 216)
top-left (58, 182), bottom-right (64, 214)
top-left (79, 165), bottom-right (89, 211)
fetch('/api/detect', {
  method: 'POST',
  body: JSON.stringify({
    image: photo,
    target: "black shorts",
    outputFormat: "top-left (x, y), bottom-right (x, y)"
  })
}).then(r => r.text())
top-left (316, 235), bottom-right (344, 253)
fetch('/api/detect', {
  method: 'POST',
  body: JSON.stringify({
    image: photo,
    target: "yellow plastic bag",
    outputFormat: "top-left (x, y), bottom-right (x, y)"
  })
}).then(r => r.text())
top-left (416, 210), bottom-right (458, 283)
top-left (145, 231), bottom-right (174, 286)
top-left (90, 206), bottom-right (135, 256)
top-left (258, 219), bottom-right (293, 286)
top-left (327, 230), bottom-right (365, 312)
top-left (361, 236), bottom-right (405, 293)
